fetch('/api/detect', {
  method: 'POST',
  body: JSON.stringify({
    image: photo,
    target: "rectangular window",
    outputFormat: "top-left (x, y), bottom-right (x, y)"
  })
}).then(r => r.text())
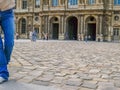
top-left (35, 0), bottom-right (40, 8)
top-left (52, 0), bottom-right (58, 6)
top-left (88, 0), bottom-right (95, 5)
top-left (22, 0), bottom-right (27, 9)
top-left (113, 28), bottom-right (119, 36)
top-left (114, 0), bottom-right (120, 5)
top-left (68, 0), bottom-right (78, 5)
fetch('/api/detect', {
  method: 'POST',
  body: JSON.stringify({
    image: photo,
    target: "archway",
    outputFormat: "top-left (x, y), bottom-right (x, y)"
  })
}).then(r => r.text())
top-left (86, 16), bottom-right (96, 41)
top-left (50, 17), bottom-right (59, 40)
top-left (52, 23), bottom-right (59, 39)
top-left (67, 16), bottom-right (78, 40)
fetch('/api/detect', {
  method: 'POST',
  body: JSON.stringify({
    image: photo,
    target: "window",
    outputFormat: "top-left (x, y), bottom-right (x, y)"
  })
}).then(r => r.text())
top-left (68, 0), bottom-right (78, 5)
top-left (35, 0), bottom-right (40, 8)
top-left (21, 19), bottom-right (26, 34)
top-left (114, 0), bottom-right (120, 5)
top-left (35, 17), bottom-right (39, 21)
top-left (88, 0), bottom-right (95, 5)
top-left (114, 16), bottom-right (119, 21)
top-left (34, 28), bottom-right (39, 34)
top-left (52, 0), bottom-right (58, 6)
top-left (113, 28), bottom-right (119, 36)
top-left (22, 0), bottom-right (27, 9)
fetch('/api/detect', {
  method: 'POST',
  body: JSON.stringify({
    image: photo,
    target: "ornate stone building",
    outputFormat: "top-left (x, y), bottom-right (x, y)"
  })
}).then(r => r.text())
top-left (14, 0), bottom-right (120, 42)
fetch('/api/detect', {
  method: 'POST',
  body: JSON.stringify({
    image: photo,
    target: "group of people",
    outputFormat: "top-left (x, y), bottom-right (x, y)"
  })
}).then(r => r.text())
top-left (29, 30), bottom-right (37, 42)
top-left (78, 34), bottom-right (92, 41)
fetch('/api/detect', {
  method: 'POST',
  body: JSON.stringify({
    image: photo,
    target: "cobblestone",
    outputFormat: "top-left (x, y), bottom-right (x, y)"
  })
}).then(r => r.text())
top-left (9, 40), bottom-right (120, 90)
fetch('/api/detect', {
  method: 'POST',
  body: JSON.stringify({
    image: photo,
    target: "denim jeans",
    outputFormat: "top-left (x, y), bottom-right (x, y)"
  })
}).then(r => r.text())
top-left (0, 9), bottom-right (15, 80)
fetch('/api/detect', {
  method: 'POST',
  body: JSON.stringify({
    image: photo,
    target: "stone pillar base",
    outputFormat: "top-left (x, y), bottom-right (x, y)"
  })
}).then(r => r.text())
top-left (59, 34), bottom-right (64, 40)
top-left (107, 36), bottom-right (112, 42)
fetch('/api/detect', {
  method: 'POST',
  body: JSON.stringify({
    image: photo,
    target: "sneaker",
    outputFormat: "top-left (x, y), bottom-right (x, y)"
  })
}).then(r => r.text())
top-left (0, 77), bottom-right (7, 84)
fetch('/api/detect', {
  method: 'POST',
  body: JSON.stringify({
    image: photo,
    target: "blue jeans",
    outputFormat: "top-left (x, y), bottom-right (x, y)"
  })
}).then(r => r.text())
top-left (0, 9), bottom-right (15, 80)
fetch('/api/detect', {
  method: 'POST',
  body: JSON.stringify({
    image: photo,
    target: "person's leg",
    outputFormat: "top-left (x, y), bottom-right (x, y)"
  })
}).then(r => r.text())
top-left (0, 37), bottom-right (9, 80)
top-left (0, 9), bottom-right (15, 80)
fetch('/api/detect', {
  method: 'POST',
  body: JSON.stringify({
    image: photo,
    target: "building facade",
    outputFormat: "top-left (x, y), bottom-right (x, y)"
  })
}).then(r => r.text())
top-left (14, 0), bottom-right (120, 42)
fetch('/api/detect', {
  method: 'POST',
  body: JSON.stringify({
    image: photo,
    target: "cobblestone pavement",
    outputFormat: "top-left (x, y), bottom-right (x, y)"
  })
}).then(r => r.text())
top-left (9, 40), bottom-right (120, 90)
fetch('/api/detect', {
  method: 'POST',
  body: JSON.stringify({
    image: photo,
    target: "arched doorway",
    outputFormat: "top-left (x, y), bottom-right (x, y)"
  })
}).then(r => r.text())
top-left (86, 16), bottom-right (96, 41)
top-left (18, 18), bottom-right (27, 38)
top-left (50, 17), bottom-right (59, 40)
top-left (67, 16), bottom-right (78, 40)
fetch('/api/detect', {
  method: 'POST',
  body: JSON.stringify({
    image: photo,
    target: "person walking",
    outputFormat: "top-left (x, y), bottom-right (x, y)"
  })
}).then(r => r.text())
top-left (0, 0), bottom-right (15, 84)
top-left (32, 30), bottom-right (37, 42)
top-left (29, 30), bottom-right (32, 41)
top-left (16, 32), bottom-right (19, 40)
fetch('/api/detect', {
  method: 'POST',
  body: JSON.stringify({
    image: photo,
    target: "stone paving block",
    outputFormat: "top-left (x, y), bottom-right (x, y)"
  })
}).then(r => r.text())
top-left (61, 85), bottom-right (79, 90)
top-left (82, 81), bottom-right (97, 89)
top-left (101, 74), bottom-right (110, 79)
top-left (98, 82), bottom-right (114, 87)
top-left (11, 73), bottom-right (25, 80)
top-left (65, 79), bottom-right (82, 86)
top-left (36, 75), bottom-right (54, 82)
top-left (114, 80), bottom-right (120, 88)
top-left (51, 77), bottom-right (64, 84)
top-left (18, 75), bottom-right (35, 83)
top-left (28, 70), bottom-right (43, 77)
top-left (97, 86), bottom-right (119, 90)
top-left (88, 74), bottom-right (101, 78)
top-left (32, 80), bottom-right (50, 86)
top-left (79, 87), bottom-right (94, 90)
top-left (89, 69), bottom-right (100, 74)
top-left (93, 78), bottom-right (108, 82)
top-left (80, 76), bottom-right (93, 80)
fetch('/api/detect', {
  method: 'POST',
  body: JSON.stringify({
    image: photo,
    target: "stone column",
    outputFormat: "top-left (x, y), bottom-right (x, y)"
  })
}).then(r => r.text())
top-left (59, 16), bottom-right (64, 40)
top-left (64, 17), bottom-right (67, 40)
top-left (59, 0), bottom-right (61, 6)
top-left (40, 0), bottom-right (43, 10)
top-left (47, 16), bottom-right (49, 34)
top-left (59, 16), bottom-right (61, 39)
top-left (81, 15), bottom-right (85, 41)
top-left (99, 16), bottom-right (103, 41)
top-left (78, 16), bottom-right (81, 38)
top-left (84, 0), bottom-right (86, 4)
top-left (49, 0), bottom-right (52, 7)
top-left (109, 0), bottom-right (112, 9)
top-left (39, 17), bottom-right (42, 39)
top-left (15, 19), bottom-right (18, 33)
top-left (99, 16), bottom-right (102, 35)
top-left (96, 16), bottom-right (99, 41)
top-left (80, 15), bottom-right (83, 34)
top-left (19, 0), bottom-right (21, 10)
top-left (83, 15), bottom-right (86, 35)
top-left (96, 0), bottom-right (98, 4)
top-left (48, 16), bottom-right (50, 36)
top-left (107, 16), bottom-right (112, 42)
